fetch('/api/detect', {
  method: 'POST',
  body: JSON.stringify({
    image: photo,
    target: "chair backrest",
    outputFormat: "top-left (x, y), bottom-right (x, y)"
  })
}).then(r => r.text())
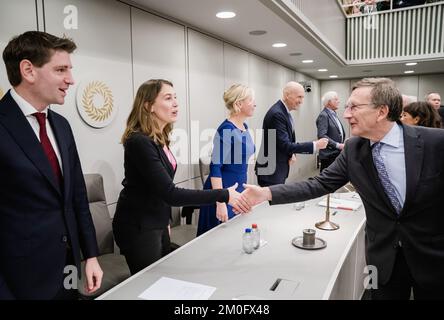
top-left (84, 173), bottom-right (114, 255)
top-left (199, 153), bottom-right (211, 186)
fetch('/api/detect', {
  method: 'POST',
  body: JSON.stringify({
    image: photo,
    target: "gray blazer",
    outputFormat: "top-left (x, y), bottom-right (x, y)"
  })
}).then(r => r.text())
top-left (316, 108), bottom-right (345, 160)
top-left (269, 123), bottom-right (444, 288)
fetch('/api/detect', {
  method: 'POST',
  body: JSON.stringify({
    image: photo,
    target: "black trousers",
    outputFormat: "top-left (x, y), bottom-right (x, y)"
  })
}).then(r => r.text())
top-left (122, 227), bottom-right (171, 275)
top-left (320, 157), bottom-right (336, 172)
top-left (371, 249), bottom-right (444, 300)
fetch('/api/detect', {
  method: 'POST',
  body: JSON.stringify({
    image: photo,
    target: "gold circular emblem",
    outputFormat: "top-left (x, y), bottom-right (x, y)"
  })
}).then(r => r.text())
top-left (81, 81), bottom-right (114, 122)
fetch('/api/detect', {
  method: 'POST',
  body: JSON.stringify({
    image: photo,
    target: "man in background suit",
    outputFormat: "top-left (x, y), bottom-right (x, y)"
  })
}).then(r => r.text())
top-left (316, 91), bottom-right (345, 171)
top-left (243, 78), bottom-right (444, 299)
top-left (255, 82), bottom-right (327, 186)
top-left (0, 31), bottom-right (102, 299)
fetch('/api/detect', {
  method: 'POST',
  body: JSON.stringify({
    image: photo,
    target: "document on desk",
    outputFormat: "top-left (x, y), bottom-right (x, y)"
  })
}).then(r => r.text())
top-left (138, 277), bottom-right (216, 300)
top-left (318, 197), bottom-right (362, 211)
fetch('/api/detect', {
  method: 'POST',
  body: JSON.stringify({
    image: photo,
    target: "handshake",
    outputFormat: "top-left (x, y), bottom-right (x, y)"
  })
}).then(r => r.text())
top-left (226, 183), bottom-right (272, 215)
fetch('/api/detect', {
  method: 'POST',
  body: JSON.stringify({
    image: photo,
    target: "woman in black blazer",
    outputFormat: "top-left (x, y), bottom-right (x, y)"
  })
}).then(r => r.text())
top-left (113, 79), bottom-right (248, 275)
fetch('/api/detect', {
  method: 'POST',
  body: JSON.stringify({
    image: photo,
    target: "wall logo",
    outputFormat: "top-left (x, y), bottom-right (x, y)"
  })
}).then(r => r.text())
top-left (76, 80), bottom-right (116, 128)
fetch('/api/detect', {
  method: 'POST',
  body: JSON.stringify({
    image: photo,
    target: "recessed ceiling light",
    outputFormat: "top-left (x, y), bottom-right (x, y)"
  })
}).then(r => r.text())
top-left (318, 69), bottom-right (328, 72)
top-left (289, 52), bottom-right (302, 56)
top-left (405, 62), bottom-right (417, 66)
top-left (272, 43), bottom-right (287, 48)
top-left (302, 59), bottom-right (314, 63)
top-left (216, 11), bottom-right (236, 19)
top-left (249, 30), bottom-right (267, 36)
top-left (404, 70), bottom-right (415, 74)
top-left (329, 75), bottom-right (338, 78)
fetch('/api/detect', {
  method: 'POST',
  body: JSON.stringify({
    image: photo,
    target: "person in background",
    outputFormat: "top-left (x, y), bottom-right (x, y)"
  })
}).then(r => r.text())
top-left (426, 92), bottom-right (443, 127)
top-left (426, 92), bottom-right (441, 110)
top-left (393, 0), bottom-right (426, 9)
top-left (401, 101), bottom-right (441, 128)
top-left (197, 84), bottom-right (255, 236)
top-left (255, 81), bottom-right (328, 187)
top-left (241, 78), bottom-right (444, 300)
top-left (0, 31), bottom-right (102, 299)
top-left (353, 0), bottom-right (390, 14)
top-left (316, 91), bottom-right (346, 172)
top-left (112, 79), bottom-right (249, 275)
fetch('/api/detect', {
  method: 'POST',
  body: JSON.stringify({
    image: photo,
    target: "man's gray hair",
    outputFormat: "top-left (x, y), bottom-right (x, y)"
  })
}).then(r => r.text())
top-left (321, 91), bottom-right (338, 107)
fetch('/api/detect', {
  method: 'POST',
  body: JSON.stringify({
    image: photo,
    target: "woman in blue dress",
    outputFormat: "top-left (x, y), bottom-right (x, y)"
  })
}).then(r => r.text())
top-left (197, 84), bottom-right (256, 236)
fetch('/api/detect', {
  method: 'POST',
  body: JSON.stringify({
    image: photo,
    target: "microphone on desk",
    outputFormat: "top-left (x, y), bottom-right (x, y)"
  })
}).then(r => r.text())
top-left (315, 193), bottom-right (340, 231)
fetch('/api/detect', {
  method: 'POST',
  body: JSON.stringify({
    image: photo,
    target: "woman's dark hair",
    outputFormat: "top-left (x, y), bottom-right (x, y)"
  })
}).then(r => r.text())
top-left (403, 101), bottom-right (442, 128)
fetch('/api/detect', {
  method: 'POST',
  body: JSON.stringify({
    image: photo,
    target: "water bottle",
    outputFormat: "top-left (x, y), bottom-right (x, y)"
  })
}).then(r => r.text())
top-left (251, 223), bottom-right (260, 250)
top-left (242, 228), bottom-right (254, 254)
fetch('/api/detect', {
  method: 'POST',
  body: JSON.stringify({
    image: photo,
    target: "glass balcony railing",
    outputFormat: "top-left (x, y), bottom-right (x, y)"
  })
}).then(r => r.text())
top-left (345, 1), bottom-right (444, 62)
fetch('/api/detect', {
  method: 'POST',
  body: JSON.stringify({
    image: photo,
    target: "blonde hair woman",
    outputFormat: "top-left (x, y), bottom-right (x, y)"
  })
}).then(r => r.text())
top-left (197, 84), bottom-right (256, 236)
top-left (113, 79), bottom-right (247, 274)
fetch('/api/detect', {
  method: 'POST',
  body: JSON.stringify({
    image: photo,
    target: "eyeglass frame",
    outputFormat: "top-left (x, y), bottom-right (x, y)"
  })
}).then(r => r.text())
top-left (344, 103), bottom-right (376, 113)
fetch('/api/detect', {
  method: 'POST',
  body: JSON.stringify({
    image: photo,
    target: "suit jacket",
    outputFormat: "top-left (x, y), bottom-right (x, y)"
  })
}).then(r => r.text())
top-left (0, 91), bottom-right (99, 299)
top-left (316, 108), bottom-right (345, 160)
top-left (112, 132), bottom-right (228, 252)
top-left (270, 123), bottom-right (444, 288)
top-left (438, 106), bottom-right (444, 128)
top-left (255, 100), bottom-right (313, 185)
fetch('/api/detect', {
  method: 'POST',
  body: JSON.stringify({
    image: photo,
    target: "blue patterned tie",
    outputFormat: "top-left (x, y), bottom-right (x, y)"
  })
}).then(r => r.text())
top-left (371, 142), bottom-right (402, 214)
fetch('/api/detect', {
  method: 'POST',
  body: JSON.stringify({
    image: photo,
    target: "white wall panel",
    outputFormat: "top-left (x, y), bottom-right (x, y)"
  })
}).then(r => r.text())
top-left (248, 54), bottom-right (269, 132)
top-left (44, 0), bottom-right (133, 205)
top-left (131, 8), bottom-right (188, 183)
top-left (267, 62), bottom-right (285, 108)
top-left (418, 74), bottom-right (444, 100)
top-left (391, 76), bottom-right (419, 99)
top-left (188, 30), bottom-right (225, 178)
top-left (0, 0), bottom-right (37, 99)
top-left (223, 43), bottom-right (249, 89)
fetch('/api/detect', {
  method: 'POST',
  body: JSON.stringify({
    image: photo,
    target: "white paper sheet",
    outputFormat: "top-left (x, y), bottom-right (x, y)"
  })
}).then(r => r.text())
top-left (138, 277), bottom-right (216, 300)
top-left (318, 197), bottom-right (362, 211)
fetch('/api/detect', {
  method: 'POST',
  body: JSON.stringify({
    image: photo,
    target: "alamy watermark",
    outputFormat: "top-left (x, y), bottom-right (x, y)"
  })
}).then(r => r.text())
top-left (64, 5), bottom-right (78, 30)
top-left (363, 265), bottom-right (378, 290)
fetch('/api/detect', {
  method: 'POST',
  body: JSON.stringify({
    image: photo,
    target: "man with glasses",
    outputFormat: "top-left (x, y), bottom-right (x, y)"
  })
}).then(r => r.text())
top-left (241, 78), bottom-right (444, 299)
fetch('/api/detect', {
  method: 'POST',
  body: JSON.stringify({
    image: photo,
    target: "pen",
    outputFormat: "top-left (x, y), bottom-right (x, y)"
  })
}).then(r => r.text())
top-left (337, 206), bottom-right (353, 211)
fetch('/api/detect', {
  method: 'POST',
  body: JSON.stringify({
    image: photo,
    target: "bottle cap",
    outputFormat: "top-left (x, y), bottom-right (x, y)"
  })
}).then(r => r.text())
top-left (252, 223), bottom-right (258, 228)
top-left (245, 228), bottom-right (252, 233)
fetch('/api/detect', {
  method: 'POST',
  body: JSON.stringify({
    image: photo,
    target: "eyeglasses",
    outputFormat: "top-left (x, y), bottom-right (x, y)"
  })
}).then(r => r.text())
top-left (344, 103), bottom-right (375, 113)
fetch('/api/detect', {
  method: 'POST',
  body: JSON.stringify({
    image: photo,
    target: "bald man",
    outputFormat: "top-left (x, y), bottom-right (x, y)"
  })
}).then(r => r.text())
top-left (426, 92), bottom-right (443, 128)
top-left (426, 92), bottom-right (441, 110)
top-left (255, 82), bottom-right (328, 186)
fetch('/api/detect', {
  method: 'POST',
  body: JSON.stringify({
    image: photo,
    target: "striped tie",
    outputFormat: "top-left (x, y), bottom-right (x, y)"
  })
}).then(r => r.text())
top-left (371, 142), bottom-right (402, 214)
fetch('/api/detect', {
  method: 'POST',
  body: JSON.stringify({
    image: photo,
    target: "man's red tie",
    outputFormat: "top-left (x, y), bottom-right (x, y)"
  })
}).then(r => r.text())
top-left (33, 112), bottom-right (63, 187)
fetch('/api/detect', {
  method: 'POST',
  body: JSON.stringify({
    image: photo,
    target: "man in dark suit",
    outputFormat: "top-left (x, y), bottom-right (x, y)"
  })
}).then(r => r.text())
top-left (255, 81), bottom-right (327, 187)
top-left (243, 78), bottom-right (444, 299)
top-left (316, 91), bottom-right (346, 171)
top-left (0, 31), bottom-right (102, 299)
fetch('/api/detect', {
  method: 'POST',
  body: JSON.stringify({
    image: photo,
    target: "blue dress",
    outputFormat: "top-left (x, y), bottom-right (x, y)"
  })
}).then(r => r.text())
top-left (197, 119), bottom-right (255, 236)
